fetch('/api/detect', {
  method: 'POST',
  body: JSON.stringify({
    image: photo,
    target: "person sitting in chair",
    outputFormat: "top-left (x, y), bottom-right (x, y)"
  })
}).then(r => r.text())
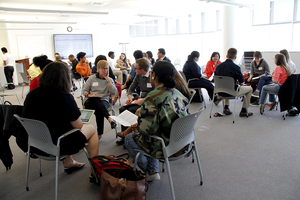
top-left (23, 62), bottom-right (99, 174)
top-left (215, 48), bottom-right (253, 117)
top-left (82, 60), bottom-right (117, 140)
top-left (116, 58), bottom-right (154, 146)
top-left (125, 61), bottom-right (188, 181)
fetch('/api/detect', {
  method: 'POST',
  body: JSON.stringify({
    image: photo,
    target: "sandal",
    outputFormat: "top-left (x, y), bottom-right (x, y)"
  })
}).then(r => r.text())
top-left (117, 132), bottom-right (126, 138)
top-left (269, 102), bottom-right (277, 111)
top-left (64, 160), bottom-right (85, 174)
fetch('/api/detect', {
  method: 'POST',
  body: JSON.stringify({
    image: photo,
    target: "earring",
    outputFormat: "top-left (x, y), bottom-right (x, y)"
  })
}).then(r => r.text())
top-left (152, 77), bottom-right (154, 80)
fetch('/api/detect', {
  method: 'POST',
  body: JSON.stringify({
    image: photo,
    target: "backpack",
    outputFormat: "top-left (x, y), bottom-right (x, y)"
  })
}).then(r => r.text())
top-left (89, 153), bottom-right (132, 183)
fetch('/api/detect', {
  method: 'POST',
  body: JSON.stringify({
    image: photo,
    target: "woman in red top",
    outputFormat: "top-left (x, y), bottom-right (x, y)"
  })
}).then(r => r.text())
top-left (259, 54), bottom-right (292, 114)
top-left (204, 52), bottom-right (221, 79)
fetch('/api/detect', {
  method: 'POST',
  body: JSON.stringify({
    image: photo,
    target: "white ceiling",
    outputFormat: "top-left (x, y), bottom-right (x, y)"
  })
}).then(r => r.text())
top-left (0, 0), bottom-right (271, 25)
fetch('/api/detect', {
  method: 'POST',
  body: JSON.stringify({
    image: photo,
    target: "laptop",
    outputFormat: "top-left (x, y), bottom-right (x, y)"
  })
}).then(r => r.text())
top-left (80, 109), bottom-right (95, 124)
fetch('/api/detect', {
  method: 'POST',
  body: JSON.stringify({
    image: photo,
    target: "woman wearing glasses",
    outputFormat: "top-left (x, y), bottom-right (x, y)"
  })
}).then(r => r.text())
top-left (82, 60), bottom-right (117, 140)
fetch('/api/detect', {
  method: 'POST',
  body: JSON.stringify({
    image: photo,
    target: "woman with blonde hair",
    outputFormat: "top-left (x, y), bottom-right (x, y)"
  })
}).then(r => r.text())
top-left (259, 53), bottom-right (292, 114)
top-left (82, 60), bottom-right (117, 139)
top-left (280, 49), bottom-right (297, 73)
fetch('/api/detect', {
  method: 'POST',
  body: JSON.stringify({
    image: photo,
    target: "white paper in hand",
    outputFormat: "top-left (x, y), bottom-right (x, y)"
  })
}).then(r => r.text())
top-left (110, 110), bottom-right (138, 127)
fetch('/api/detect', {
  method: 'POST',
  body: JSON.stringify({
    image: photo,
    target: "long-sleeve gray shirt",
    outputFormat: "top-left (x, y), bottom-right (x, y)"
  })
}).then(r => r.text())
top-left (250, 58), bottom-right (270, 77)
top-left (128, 71), bottom-right (153, 98)
top-left (82, 74), bottom-right (117, 103)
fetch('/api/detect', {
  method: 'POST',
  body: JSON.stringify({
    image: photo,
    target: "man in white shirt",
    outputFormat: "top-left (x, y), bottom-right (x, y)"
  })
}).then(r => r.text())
top-left (108, 51), bottom-right (122, 84)
top-left (1, 47), bottom-right (15, 89)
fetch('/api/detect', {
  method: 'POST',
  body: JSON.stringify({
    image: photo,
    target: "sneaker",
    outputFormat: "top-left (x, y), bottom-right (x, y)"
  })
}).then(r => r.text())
top-left (252, 91), bottom-right (259, 97)
top-left (223, 108), bottom-right (232, 115)
top-left (250, 99), bottom-right (259, 106)
top-left (239, 111), bottom-right (253, 117)
top-left (146, 173), bottom-right (160, 182)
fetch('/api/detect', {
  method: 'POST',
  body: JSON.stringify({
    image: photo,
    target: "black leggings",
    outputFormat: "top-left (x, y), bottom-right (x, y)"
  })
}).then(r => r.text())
top-left (84, 98), bottom-right (110, 135)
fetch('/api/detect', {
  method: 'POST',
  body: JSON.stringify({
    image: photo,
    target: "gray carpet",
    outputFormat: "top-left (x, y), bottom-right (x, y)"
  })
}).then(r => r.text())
top-left (1, 85), bottom-right (300, 200)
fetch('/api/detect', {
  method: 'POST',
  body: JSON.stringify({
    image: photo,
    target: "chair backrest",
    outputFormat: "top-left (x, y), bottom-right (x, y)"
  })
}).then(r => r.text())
top-left (14, 115), bottom-right (60, 156)
top-left (165, 110), bottom-right (203, 157)
top-left (213, 76), bottom-right (238, 97)
top-left (179, 71), bottom-right (188, 83)
top-left (19, 72), bottom-right (30, 84)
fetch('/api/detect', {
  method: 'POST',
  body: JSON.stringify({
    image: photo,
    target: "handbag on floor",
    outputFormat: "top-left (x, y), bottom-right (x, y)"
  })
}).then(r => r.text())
top-left (100, 168), bottom-right (148, 200)
top-left (90, 153), bottom-right (132, 180)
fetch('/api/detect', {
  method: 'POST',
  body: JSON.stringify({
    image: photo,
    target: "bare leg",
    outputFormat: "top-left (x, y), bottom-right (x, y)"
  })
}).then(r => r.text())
top-left (81, 124), bottom-right (99, 158)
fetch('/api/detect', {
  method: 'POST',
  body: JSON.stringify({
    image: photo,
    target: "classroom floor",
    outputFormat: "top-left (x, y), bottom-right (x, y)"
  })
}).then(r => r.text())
top-left (1, 83), bottom-right (300, 200)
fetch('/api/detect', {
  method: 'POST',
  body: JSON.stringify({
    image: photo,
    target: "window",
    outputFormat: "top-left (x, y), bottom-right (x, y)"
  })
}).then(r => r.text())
top-left (273, 0), bottom-right (294, 23)
top-left (296, 0), bottom-right (300, 21)
top-left (189, 14), bottom-right (202, 33)
top-left (253, 6), bottom-right (270, 25)
top-left (178, 17), bottom-right (188, 34)
top-left (146, 21), bottom-right (155, 36)
top-left (167, 18), bottom-right (177, 35)
top-left (156, 19), bottom-right (165, 35)
top-left (136, 22), bottom-right (145, 37)
top-left (205, 11), bottom-right (216, 32)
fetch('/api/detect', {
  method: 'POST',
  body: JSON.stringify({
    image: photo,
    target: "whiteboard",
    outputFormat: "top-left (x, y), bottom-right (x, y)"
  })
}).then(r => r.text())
top-left (16, 35), bottom-right (46, 61)
top-left (262, 51), bottom-right (300, 73)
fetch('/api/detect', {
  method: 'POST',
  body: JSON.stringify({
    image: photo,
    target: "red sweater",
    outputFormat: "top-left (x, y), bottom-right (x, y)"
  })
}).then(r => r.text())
top-left (204, 60), bottom-right (221, 79)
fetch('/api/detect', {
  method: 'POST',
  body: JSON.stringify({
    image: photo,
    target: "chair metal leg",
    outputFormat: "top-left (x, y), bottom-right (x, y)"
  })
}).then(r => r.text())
top-left (233, 98), bottom-right (237, 123)
top-left (193, 141), bottom-right (203, 185)
top-left (55, 156), bottom-right (59, 200)
top-left (165, 158), bottom-right (176, 200)
top-left (25, 148), bottom-right (31, 191)
top-left (15, 94), bottom-right (21, 105)
top-left (209, 95), bottom-right (215, 118)
top-left (39, 158), bottom-right (42, 176)
top-left (22, 84), bottom-right (24, 98)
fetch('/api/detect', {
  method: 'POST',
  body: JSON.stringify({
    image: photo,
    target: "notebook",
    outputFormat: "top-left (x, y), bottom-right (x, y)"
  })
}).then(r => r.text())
top-left (80, 109), bottom-right (95, 124)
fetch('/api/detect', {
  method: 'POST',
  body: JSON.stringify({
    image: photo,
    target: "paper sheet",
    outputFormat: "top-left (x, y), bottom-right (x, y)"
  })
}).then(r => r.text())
top-left (110, 110), bottom-right (138, 127)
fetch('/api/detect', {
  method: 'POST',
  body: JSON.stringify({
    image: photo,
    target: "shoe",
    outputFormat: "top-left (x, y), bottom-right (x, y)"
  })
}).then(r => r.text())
top-left (113, 96), bottom-right (118, 105)
top-left (146, 173), bottom-right (160, 182)
top-left (116, 138), bottom-right (125, 146)
top-left (250, 99), bottom-right (259, 106)
top-left (269, 102), bottom-right (277, 111)
top-left (214, 99), bottom-right (222, 106)
top-left (223, 108), bottom-right (232, 115)
top-left (287, 108), bottom-right (299, 116)
top-left (252, 90), bottom-right (259, 97)
top-left (64, 160), bottom-right (85, 174)
top-left (259, 104), bottom-right (264, 115)
top-left (110, 121), bottom-right (117, 129)
top-left (239, 111), bottom-right (253, 117)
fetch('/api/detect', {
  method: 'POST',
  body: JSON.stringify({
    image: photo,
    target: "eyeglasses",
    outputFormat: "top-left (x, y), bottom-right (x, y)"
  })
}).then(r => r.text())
top-left (100, 68), bottom-right (108, 70)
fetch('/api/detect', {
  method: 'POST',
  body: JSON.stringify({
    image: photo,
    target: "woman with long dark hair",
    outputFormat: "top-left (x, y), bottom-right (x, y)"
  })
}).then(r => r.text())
top-left (183, 51), bottom-right (215, 103)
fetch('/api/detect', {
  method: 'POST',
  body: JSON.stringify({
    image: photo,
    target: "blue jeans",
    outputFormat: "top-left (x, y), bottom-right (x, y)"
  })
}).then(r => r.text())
top-left (125, 133), bottom-right (159, 173)
top-left (257, 76), bottom-right (272, 92)
top-left (259, 84), bottom-right (281, 104)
